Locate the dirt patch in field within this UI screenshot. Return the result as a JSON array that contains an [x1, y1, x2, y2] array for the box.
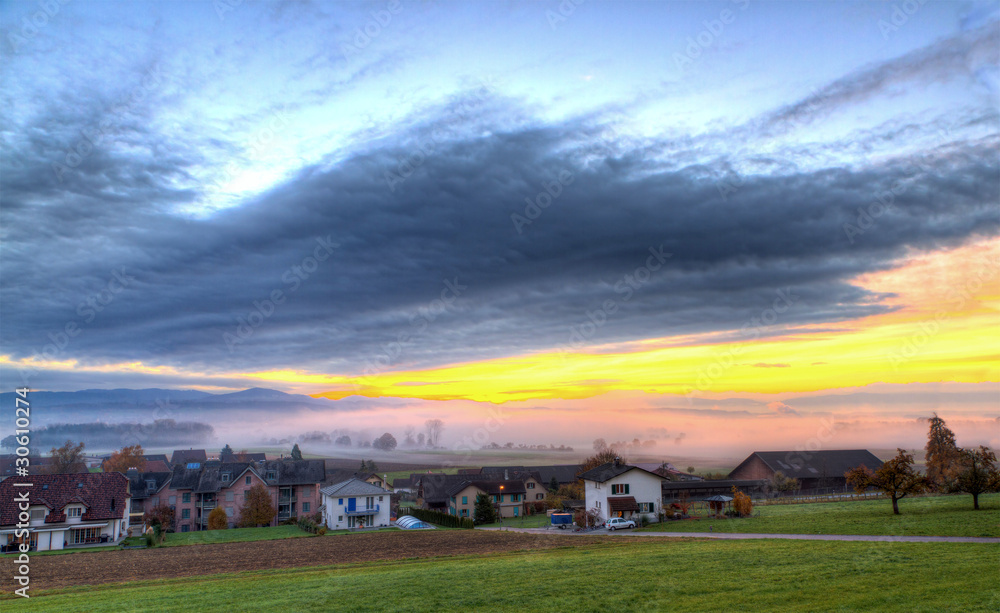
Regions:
[[1, 530, 615, 591]]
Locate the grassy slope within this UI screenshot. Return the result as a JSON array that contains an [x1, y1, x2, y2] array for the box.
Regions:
[[642, 493, 1000, 537], [8, 540, 998, 612], [476, 513, 551, 529], [158, 525, 312, 546]]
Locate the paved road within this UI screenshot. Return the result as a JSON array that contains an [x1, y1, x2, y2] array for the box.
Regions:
[[478, 527, 1000, 543]]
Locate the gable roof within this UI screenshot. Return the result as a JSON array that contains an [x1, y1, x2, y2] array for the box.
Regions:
[[730, 450, 884, 480], [419, 473, 473, 504], [446, 479, 527, 498], [578, 462, 667, 484], [169, 459, 326, 492], [170, 449, 208, 465], [0, 472, 130, 525], [126, 471, 172, 500], [480, 464, 581, 484], [320, 478, 391, 497]]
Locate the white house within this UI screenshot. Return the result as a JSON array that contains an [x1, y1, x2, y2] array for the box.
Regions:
[[579, 459, 666, 525], [320, 478, 391, 530], [0, 472, 131, 552]]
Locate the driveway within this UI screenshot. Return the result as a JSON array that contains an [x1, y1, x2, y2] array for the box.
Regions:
[[477, 527, 1000, 543]]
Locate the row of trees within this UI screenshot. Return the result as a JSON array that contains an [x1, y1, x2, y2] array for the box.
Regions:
[[845, 415, 999, 514]]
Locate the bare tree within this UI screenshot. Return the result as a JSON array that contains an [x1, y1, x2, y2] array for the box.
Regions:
[[403, 426, 416, 447], [424, 419, 444, 447]]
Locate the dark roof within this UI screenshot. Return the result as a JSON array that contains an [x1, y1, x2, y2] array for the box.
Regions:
[[20, 456, 89, 474], [419, 473, 473, 504], [169, 459, 326, 493], [445, 479, 526, 498], [481, 464, 581, 484], [578, 462, 666, 484], [170, 449, 208, 465], [662, 479, 767, 492], [729, 450, 884, 480], [392, 476, 414, 488], [220, 452, 267, 462], [608, 496, 639, 512], [126, 471, 172, 500], [145, 460, 172, 473], [0, 472, 130, 526]]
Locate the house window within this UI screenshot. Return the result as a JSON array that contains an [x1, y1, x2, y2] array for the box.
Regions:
[[152, 497, 159, 507], [527, 482, 535, 489], [226, 507, 234, 517], [338, 516, 343, 522], [462, 496, 467, 505], [67, 507, 82, 518], [226, 491, 234, 502], [267, 471, 276, 480], [246, 476, 251, 485], [182, 493, 191, 503], [302, 502, 310, 513], [221, 473, 230, 482], [338, 498, 343, 505], [71, 527, 101, 544], [611, 484, 630, 495], [511, 494, 520, 502], [597, 501, 601, 509], [181, 525, 190, 533], [536, 493, 544, 500], [639, 502, 654, 513], [29, 509, 45, 521], [168, 496, 176, 505], [146, 480, 156, 490], [182, 509, 190, 519]]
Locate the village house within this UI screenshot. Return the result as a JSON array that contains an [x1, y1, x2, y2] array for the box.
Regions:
[[0, 472, 131, 552], [160, 459, 325, 531], [125, 470, 172, 530], [446, 479, 527, 519], [728, 450, 884, 491], [580, 459, 666, 524], [320, 478, 392, 529]]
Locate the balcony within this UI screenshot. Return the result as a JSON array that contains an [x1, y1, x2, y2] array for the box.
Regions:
[[343, 505, 379, 517], [278, 496, 297, 504]]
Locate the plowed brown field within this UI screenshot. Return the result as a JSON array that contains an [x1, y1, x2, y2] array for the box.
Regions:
[[2, 530, 614, 591]]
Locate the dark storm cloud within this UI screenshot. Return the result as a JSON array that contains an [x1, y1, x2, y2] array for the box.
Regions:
[[1, 35, 998, 387]]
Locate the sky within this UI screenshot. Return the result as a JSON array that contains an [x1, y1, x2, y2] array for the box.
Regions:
[[1, 0, 998, 456]]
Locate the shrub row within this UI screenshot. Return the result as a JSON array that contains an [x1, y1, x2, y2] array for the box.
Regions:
[[399, 507, 474, 529], [297, 517, 326, 535]]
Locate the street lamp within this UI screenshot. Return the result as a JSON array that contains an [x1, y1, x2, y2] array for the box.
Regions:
[[499, 485, 504, 530]]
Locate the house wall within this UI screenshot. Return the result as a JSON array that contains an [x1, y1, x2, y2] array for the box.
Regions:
[[729, 456, 774, 481], [448, 485, 481, 517], [584, 469, 663, 523], [321, 492, 391, 530], [524, 478, 547, 504]]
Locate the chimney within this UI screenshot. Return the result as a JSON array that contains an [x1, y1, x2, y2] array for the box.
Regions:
[[504, 469, 509, 481]]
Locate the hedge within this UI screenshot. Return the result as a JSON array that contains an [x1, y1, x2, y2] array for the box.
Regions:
[[399, 507, 474, 529]]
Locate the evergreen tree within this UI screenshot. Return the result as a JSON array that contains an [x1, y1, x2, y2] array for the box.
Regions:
[[221, 443, 233, 457], [291, 444, 303, 461], [925, 414, 961, 491], [473, 492, 496, 524], [549, 476, 559, 492]]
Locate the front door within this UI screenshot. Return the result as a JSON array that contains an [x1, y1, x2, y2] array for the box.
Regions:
[[348, 498, 356, 512]]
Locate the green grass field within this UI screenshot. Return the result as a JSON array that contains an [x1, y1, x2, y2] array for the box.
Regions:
[[7, 539, 997, 612], [158, 525, 313, 547], [477, 513, 551, 529], [642, 493, 1000, 537]]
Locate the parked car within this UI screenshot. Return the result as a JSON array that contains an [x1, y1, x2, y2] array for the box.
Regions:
[[606, 517, 636, 531]]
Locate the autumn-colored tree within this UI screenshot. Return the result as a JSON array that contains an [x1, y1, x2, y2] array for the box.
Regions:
[[845, 448, 929, 515], [103, 444, 147, 474], [955, 446, 1000, 510], [143, 504, 175, 533], [237, 483, 276, 527], [769, 471, 799, 493], [925, 414, 961, 491], [207, 506, 229, 530], [233, 449, 252, 462], [47, 440, 86, 474], [579, 448, 623, 475], [556, 481, 583, 500], [732, 486, 753, 517]]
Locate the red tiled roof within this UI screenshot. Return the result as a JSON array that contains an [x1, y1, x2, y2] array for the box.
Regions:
[[0, 472, 130, 526]]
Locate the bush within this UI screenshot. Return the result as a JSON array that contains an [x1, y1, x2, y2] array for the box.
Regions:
[[461, 517, 475, 529], [317, 527, 327, 535], [297, 517, 322, 534], [732, 486, 753, 517], [639, 515, 650, 527], [207, 506, 228, 530], [280, 516, 299, 526]]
